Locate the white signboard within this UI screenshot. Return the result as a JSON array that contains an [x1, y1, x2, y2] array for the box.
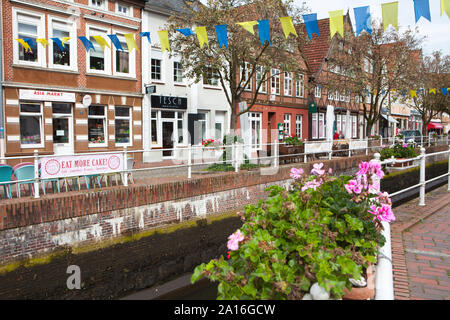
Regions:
[[349, 140, 368, 150], [305, 141, 332, 154], [19, 89, 75, 102], [40, 153, 123, 179]]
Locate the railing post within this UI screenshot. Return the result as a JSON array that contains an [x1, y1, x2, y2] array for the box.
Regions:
[[365, 137, 369, 156], [33, 149, 40, 199], [304, 139, 307, 163], [419, 147, 426, 206], [123, 146, 128, 187], [274, 140, 279, 168], [233, 142, 238, 173], [188, 144, 192, 179]]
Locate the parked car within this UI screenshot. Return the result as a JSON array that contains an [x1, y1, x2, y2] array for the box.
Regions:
[[399, 130, 422, 144]]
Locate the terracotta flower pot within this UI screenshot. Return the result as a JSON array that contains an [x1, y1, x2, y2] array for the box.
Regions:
[[342, 264, 375, 300]]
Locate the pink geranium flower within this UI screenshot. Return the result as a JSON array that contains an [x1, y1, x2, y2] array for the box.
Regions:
[[227, 229, 245, 251], [290, 167, 304, 179], [345, 179, 363, 194], [301, 179, 322, 192], [311, 163, 325, 176], [357, 162, 370, 176], [368, 204, 396, 223], [402, 143, 408, 148]]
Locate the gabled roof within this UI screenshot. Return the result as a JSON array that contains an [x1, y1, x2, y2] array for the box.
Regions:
[[144, 0, 201, 15]]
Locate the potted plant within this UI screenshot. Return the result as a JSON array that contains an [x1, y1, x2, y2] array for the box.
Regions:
[[280, 135, 304, 163], [191, 161, 393, 300], [380, 142, 419, 167]]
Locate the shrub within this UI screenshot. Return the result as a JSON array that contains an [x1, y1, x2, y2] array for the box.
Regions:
[[192, 162, 392, 300], [283, 135, 304, 146], [380, 143, 419, 161]]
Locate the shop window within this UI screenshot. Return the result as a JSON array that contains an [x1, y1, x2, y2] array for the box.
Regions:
[[270, 69, 280, 95], [284, 72, 292, 96], [151, 58, 161, 81], [197, 112, 208, 142], [88, 105, 107, 146], [256, 65, 267, 93], [296, 115, 302, 138], [20, 103, 43, 146], [115, 106, 131, 146], [296, 74, 304, 98], [177, 112, 184, 144], [173, 61, 184, 83], [151, 111, 158, 145], [249, 112, 262, 150], [312, 112, 325, 139]]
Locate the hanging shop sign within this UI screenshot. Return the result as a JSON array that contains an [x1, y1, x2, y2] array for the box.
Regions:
[[19, 89, 76, 102], [151, 95, 187, 110]]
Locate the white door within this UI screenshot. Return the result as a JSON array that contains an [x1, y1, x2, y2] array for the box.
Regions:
[[52, 103, 74, 155]]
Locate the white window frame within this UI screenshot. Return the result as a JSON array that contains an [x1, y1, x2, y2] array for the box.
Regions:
[[319, 113, 326, 139], [116, 2, 133, 17], [352, 115, 357, 138], [270, 68, 280, 95], [328, 89, 335, 101], [314, 86, 322, 98], [295, 74, 304, 98], [112, 30, 136, 78], [114, 106, 132, 147], [283, 72, 292, 97], [283, 114, 291, 136], [86, 24, 112, 75], [249, 112, 262, 151], [13, 8, 46, 67], [88, 105, 108, 148], [312, 112, 325, 139], [150, 110, 160, 146], [340, 91, 346, 102], [90, 0, 108, 11], [19, 102, 44, 148], [48, 16, 77, 71], [173, 60, 185, 84], [197, 111, 209, 143], [255, 65, 267, 94], [295, 114, 302, 138], [241, 62, 252, 91], [203, 66, 220, 87]]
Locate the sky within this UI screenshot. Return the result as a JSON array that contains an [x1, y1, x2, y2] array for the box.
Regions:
[[297, 0, 450, 56]]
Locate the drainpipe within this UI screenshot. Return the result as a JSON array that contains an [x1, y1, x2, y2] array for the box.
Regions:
[[0, 3, 5, 160]]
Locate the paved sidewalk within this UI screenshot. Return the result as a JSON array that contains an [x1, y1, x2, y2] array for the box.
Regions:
[[390, 184, 450, 300]]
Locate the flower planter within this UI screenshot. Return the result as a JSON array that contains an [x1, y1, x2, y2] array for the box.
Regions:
[[342, 264, 376, 300], [392, 159, 414, 167]]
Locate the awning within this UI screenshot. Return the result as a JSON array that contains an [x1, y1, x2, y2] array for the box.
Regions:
[[381, 114, 399, 124], [427, 122, 444, 130]]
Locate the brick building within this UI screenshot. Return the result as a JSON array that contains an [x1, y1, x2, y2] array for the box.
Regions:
[[1, 0, 145, 161]]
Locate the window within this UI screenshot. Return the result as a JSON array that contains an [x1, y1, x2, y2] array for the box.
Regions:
[[364, 58, 373, 74], [336, 114, 342, 134], [366, 92, 371, 104], [328, 89, 335, 101], [215, 111, 225, 141], [88, 105, 107, 146], [116, 2, 131, 16], [242, 62, 252, 91], [345, 92, 351, 103], [151, 111, 158, 145], [352, 115, 357, 138], [90, 0, 106, 10], [284, 72, 292, 96], [355, 95, 361, 104], [173, 61, 184, 83], [87, 26, 111, 74], [296, 115, 302, 138], [115, 106, 131, 146], [177, 112, 184, 144], [255, 66, 267, 93], [151, 58, 162, 81], [249, 112, 262, 150], [203, 66, 219, 86], [50, 19, 75, 69], [340, 91, 346, 102], [20, 103, 43, 147], [270, 69, 280, 95], [113, 33, 134, 76], [283, 114, 291, 136], [295, 74, 304, 98], [14, 10, 45, 66], [197, 112, 208, 142], [315, 86, 322, 98], [312, 112, 325, 139]]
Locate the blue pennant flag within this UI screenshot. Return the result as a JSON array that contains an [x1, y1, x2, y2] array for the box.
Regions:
[[354, 6, 372, 35], [107, 34, 124, 51], [23, 38, 37, 50], [78, 36, 95, 52], [442, 88, 449, 95], [214, 24, 228, 49], [140, 32, 151, 44], [303, 14, 320, 40], [257, 20, 271, 46], [50, 38, 65, 51], [413, 0, 431, 23], [176, 28, 195, 37]]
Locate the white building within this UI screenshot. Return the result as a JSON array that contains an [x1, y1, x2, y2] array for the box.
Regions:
[[141, 0, 230, 162]]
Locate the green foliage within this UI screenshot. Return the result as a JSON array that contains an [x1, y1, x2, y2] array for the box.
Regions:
[[191, 169, 386, 300], [204, 163, 234, 172], [283, 136, 304, 146], [380, 143, 419, 161]]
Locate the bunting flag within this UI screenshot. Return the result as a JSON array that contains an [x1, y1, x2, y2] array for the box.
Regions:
[[382, 2, 399, 31], [140, 32, 151, 44], [16, 38, 32, 52], [236, 21, 258, 34], [279, 16, 297, 38], [62, 37, 71, 48], [442, 0, 450, 18], [410, 90, 417, 98], [354, 6, 372, 35], [429, 88, 436, 94], [108, 34, 124, 51], [124, 33, 138, 51], [195, 27, 209, 48], [51, 37, 65, 51], [23, 38, 37, 50], [329, 10, 344, 38], [36, 38, 49, 47], [442, 88, 449, 95], [257, 20, 271, 46], [214, 24, 228, 49], [78, 36, 95, 52], [92, 35, 110, 51], [414, 0, 431, 22], [176, 28, 195, 37], [157, 30, 170, 52], [303, 14, 320, 40]]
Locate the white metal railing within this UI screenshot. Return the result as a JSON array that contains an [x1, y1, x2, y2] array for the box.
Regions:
[[0, 136, 448, 200]]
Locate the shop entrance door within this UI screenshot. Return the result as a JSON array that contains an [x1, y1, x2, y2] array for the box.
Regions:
[[162, 121, 174, 158], [52, 103, 74, 155]]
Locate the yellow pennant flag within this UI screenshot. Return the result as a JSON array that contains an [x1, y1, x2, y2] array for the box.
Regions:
[[410, 90, 417, 98], [442, 0, 450, 18], [92, 35, 110, 51], [157, 30, 170, 52], [195, 26, 209, 48], [124, 33, 139, 51], [382, 2, 399, 31], [236, 21, 258, 35], [62, 37, 71, 48], [16, 39, 32, 52], [279, 17, 297, 38], [36, 38, 49, 47], [329, 10, 344, 38], [429, 88, 436, 94]]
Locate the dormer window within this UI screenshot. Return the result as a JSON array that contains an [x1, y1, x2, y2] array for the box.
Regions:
[[117, 2, 132, 16], [90, 0, 106, 10]]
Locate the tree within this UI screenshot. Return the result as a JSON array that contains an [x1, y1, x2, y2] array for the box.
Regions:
[[166, 0, 308, 130], [326, 21, 423, 136], [399, 51, 450, 135]]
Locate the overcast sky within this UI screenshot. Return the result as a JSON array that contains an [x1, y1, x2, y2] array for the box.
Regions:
[[297, 0, 450, 56]]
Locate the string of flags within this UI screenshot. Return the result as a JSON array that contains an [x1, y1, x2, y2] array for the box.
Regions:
[[14, 0, 450, 55]]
